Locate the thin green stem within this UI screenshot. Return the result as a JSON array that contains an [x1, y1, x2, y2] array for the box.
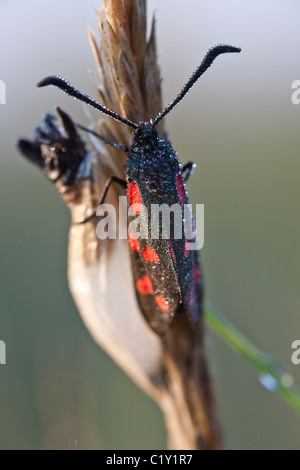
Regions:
[[205, 302, 300, 415]]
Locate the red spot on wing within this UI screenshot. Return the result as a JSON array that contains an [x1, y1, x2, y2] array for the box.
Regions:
[[142, 247, 160, 262], [136, 276, 153, 295], [194, 265, 202, 283], [127, 181, 143, 215], [129, 233, 140, 252], [155, 295, 169, 312], [168, 239, 176, 261], [189, 265, 202, 307], [188, 286, 196, 307], [176, 173, 186, 205]]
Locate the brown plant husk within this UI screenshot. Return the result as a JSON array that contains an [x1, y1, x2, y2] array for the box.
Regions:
[[23, 0, 223, 450], [74, 0, 223, 450]]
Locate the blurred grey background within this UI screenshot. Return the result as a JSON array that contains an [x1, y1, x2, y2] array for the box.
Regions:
[[0, 0, 300, 449]]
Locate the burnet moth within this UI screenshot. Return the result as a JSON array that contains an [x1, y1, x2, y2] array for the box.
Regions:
[[35, 44, 241, 335]]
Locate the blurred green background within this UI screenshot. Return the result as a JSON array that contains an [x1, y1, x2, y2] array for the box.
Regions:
[[0, 0, 300, 449]]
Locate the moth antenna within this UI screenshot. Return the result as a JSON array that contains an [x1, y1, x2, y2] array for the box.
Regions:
[[37, 76, 139, 130], [151, 44, 241, 127]]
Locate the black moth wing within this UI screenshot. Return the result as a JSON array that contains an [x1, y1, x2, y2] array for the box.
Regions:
[[128, 234, 182, 335], [127, 171, 202, 335], [184, 241, 204, 323], [126, 129, 203, 335], [169, 177, 204, 325]]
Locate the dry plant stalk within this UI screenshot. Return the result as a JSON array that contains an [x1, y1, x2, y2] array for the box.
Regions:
[[71, 0, 222, 449], [20, 0, 223, 450]]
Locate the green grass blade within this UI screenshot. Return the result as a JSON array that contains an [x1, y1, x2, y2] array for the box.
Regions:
[[205, 302, 300, 415]]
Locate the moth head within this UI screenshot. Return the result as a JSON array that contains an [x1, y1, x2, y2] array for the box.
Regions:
[[133, 124, 159, 143]]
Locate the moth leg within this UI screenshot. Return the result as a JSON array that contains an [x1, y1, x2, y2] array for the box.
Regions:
[[182, 161, 197, 182], [76, 123, 129, 152], [74, 176, 127, 225]]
